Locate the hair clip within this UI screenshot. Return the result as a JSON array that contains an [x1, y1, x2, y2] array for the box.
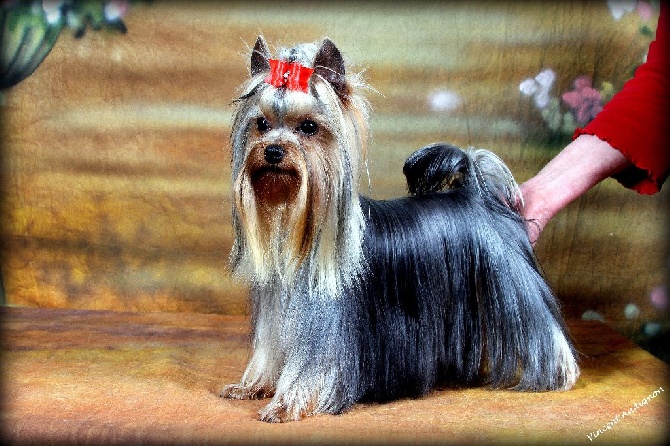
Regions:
[[265, 59, 314, 93]]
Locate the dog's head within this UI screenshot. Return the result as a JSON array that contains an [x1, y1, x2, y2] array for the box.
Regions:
[[229, 37, 368, 293]]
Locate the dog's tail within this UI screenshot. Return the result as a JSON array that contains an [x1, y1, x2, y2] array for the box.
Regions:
[[403, 143, 523, 213]]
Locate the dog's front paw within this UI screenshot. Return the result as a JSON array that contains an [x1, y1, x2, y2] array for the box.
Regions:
[[258, 401, 308, 423], [220, 383, 274, 400]]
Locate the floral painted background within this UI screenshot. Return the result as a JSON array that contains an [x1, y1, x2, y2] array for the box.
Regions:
[[519, 0, 657, 142], [1, 1, 668, 361]]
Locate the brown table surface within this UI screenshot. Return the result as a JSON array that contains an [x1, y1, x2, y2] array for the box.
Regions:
[[1, 306, 668, 444]]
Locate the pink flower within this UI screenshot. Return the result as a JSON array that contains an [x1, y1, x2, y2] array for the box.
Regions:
[[650, 285, 668, 310], [636, 1, 653, 21], [561, 76, 603, 126]]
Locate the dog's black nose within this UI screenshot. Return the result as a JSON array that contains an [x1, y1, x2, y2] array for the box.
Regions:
[[264, 144, 285, 164]]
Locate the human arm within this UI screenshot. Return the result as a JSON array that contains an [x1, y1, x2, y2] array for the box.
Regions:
[[519, 134, 631, 243]]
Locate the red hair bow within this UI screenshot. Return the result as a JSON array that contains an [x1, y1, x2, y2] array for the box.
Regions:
[[264, 59, 314, 93]]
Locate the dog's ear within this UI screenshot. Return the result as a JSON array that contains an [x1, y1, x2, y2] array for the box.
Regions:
[[251, 36, 270, 76], [314, 39, 348, 97]]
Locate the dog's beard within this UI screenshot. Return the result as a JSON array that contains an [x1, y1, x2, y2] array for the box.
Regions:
[[232, 131, 366, 297], [232, 143, 309, 287]]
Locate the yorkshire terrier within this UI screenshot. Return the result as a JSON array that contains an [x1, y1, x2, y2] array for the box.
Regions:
[[221, 36, 579, 423]]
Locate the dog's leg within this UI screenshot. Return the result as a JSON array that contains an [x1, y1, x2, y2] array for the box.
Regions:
[[221, 311, 282, 400], [221, 344, 279, 400], [258, 363, 349, 423], [258, 383, 316, 422], [257, 307, 357, 423]]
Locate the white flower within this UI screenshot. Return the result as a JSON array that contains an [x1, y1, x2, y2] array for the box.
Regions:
[[519, 78, 538, 96], [534, 69, 556, 89], [42, 0, 65, 24], [519, 68, 556, 110], [624, 303, 640, 319], [534, 91, 551, 109], [643, 322, 661, 337], [607, 0, 637, 21], [104, 0, 129, 21], [581, 310, 605, 322], [428, 89, 462, 112]]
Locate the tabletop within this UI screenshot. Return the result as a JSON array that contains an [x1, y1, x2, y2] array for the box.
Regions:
[[1, 306, 667, 444]]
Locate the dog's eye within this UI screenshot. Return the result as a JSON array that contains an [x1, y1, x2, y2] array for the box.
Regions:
[[298, 119, 318, 136], [256, 117, 271, 133]]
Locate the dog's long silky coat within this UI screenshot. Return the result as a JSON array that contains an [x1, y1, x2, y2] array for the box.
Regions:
[[222, 37, 579, 423]]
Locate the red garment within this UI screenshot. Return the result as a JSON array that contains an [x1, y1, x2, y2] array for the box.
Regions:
[[574, 4, 670, 195]]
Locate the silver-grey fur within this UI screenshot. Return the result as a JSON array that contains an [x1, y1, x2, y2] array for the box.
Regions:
[[222, 37, 579, 423]]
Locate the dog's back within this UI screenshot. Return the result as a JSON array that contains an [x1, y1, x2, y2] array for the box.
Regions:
[[355, 144, 579, 401]]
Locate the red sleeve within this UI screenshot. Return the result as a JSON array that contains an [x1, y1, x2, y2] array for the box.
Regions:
[[573, 4, 670, 195]]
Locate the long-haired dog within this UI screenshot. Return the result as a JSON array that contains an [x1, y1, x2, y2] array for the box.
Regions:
[[221, 36, 579, 423]]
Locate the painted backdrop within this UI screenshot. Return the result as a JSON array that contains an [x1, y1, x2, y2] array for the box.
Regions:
[[1, 1, 667, 359]]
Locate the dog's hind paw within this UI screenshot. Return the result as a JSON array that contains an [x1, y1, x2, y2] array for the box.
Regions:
[[220, 383, 274, 400]]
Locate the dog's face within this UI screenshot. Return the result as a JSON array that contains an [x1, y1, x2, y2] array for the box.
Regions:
[[239, 83, 337, 212], [229, 37, 369, 290]]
